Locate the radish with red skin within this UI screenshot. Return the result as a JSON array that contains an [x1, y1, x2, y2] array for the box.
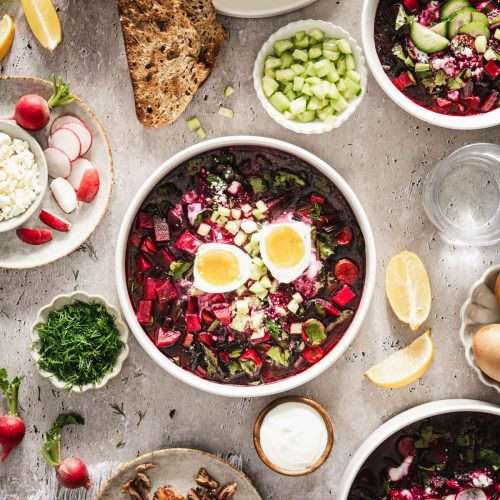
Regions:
[[51, 178, 78, 213], [41, 413, 91, 490], [335, 258, 359, 285], [39, 209, 71, 232], [62, 122, 92, 155], [44, 147, 71, 178], [68, 158, 93, 189], [50, 115, 84, 134], [49, 128, 81, 161], [16, 227, 53, 245], [76, 168, 100, 203], [0, 369, 25, 461]]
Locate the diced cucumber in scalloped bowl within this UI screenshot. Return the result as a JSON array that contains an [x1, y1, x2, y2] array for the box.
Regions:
[[253, 20, 367, 134]]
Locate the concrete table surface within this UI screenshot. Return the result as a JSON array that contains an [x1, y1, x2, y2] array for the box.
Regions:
[[1, 0, 499, 498]]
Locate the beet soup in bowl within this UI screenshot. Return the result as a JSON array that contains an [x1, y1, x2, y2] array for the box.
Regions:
[[115, 137, 376, 398], [362, 0, 500, 129]]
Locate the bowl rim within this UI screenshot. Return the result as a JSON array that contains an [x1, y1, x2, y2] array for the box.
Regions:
[[253, 19, 367, 135], [0, 120, 48, 232], [338, 398, 500, 499], [361, 0, 500, 130], [31, 290, 130, 393], [115, 135, 376, 398]]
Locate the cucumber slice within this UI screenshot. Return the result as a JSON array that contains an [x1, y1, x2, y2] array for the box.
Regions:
[[305, 61, 316, 76], [269, 92, 290, 112], [410, 22, 450, 54], [326, 82, 340, 100], [475, 34, 488, 52], [459, 21, 491, 38], [431, 20, 448, 37], [264, 68, 276, 78], [274, 39, 294, 56], [262, 76, 279, 97], [448, 7, 474, 37], [441, 0, 471, 19], [415, 62, 431, 72], [471, 11, 489, 25]]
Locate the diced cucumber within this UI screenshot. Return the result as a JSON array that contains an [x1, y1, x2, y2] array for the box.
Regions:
[[265, 56, 282, 70], [186, 117, 201, 131], [448, 7, 475, 37], [430, 20, 448, 37], [314, 58, 334, 77], [472, 11, 489, 25], [336, 57, 347, 76], [323, 49, 340, 61], [311, 81, 330, 99], [308, 28, 325, 42], [415, 62, 431, 72], [343, 78, 361, 96], [459, 21, 491, 38], [496, 29, 500, 41], [297, 110, 316, 122], [475, 34, 487, 52], [291, 63, 305, 75], [294, 34, 310, 49], [262, 76, 279, 97], [440, 0, 471, 19], [293, 76, 305, 92], [333, 96, 349, 113], [346, 70, 361, 83], [285, 89, 297, 102], [269, 92, 290, 112], [274, 39, 294, 56], [275, 68, 295, 82], [308, 46, 322, 59], [327, 67, 340, 83], [345, 54, 356, 71], [305, 61, 317, 76], [337, 79, 347, 93], [294, 31, 306, 42], [307, 96, 322, 111], [281, 51, 294, 68], [290, 96, 307, 114], [326, 82, 340, 100], [292, 48, 309, 62], [264, 68, 276, 78], [302, 83, 313, 96], [318, 107, 335, 121], [283, 82, 293, 94], [410, 22, 450, 53], [224, 85, 235, 97], [484, 48, 498, 60], [218, 106, 234, 118], [323, 38, 338, 52], [283, 111, 294, 120], [337, 39, 352, 54], [305, 76, 321, 85]]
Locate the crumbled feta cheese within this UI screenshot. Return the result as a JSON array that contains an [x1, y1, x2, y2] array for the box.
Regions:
[[0, 134, 40, 222]]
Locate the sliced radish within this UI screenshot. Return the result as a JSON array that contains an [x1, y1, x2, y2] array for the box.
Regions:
[[16, 227, 53, 245], [76, 168, 100, 203], [49, 128, 81, 162], [39, 209, 71, 232], [68, 158, 94, 189], [50, 178, 78, 213], [44, 148, 71, 178], [62, 123, 92, 155], [50, 115, 84, 134]]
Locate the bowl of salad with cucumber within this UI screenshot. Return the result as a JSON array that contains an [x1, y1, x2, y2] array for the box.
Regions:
[[253, 20, 367, 134], [363, 0, 500, 129]]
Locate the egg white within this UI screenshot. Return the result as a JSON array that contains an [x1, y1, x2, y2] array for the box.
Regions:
[[259, 222, 312, 284], [193, 243, 252, 294]]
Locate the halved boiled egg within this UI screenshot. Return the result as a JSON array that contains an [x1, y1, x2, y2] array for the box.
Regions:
[[194, 243, 251, 293], [259, 222, 312, 283]]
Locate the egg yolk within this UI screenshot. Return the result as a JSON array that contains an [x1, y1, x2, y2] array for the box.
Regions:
[[196, 250, 240, 286], [265, 226, 305, 268]]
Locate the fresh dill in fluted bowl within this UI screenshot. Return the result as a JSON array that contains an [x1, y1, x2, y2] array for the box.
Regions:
[[32, 292, 129, 392]]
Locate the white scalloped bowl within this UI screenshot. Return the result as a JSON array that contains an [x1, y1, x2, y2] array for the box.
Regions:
[[460, 264, 500, 394], [31, 291, 129, 392], [253, 20, 367, 134]]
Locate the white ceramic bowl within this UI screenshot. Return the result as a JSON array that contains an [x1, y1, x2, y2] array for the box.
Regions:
[[361, 0, 500, 130], [31, 291, 129, 392], [253, 20, 367, 134], [460, 264, 500, 394], [115, 136, 376, 398], [338, 399, 500, 499], [0, 120, 48, 232]]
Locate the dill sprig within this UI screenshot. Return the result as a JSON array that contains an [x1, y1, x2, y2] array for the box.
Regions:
[[34, 301, 124, 388]]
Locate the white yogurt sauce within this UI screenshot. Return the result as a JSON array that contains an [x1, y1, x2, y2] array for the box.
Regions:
[[259, 401, 329, 472]]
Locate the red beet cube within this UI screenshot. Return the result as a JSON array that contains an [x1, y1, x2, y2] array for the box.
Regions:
[[212, 303, 232, 326], [464, 96, 481, 112], [156, 328, 181, 348], [143, 276, 158, 300], [481, 90, 499, 113], [392, 72, 415, 92], [309, 193, 325, 205], [136, 254, 152, 272], [158, 248, 175, 268], [153, 217, 170, 242], [129, 232, 143, 247], [137, 300, 153, 325], [331, 284, 356, 307], [182, 333, 194, 348], [185, 313, 201, 333], [156, 279, 178, 303], [187, 296, 199, 314], [174, 230, 202, 255], [140, 237, 158, 255], [485, 61, 500, 80], [219, 352, 231, 364], [137, 211, 154, 230], [197, 331, 214, 347]]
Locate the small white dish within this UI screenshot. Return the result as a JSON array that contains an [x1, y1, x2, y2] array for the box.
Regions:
[[0, 121, 48, 233], [460, 264, 500, 394], [253, 20, 367, 135], [31, 291, 129, 393], [214, 0, 317, 18]]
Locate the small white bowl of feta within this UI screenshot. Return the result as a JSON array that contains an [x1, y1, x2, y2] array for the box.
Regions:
[[0, 121, 48, 233]]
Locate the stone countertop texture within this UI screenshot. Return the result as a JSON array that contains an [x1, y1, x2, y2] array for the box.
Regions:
[[0, 0, 499, 498]]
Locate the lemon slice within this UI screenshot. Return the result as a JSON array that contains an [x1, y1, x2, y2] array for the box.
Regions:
[[0, 15, 15, 61], [21, 0, 61, 51], [385, 250, 431, 331], [365, 330, 434, 388]]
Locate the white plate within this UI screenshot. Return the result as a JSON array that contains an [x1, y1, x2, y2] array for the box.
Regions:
[[0, 76, 113, 269], [214, 0, 318, 18], [96, 448, 261, 499]]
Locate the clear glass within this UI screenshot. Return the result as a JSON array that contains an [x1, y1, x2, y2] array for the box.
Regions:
[[423, 143, 500, 246]]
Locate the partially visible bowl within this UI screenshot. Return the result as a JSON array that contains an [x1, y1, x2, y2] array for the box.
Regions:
[[361, 0, 500, 130], [253, 20, 367, 134], [338, 399, 500, 499], [0, 120, 48, 232], [31, 291, 129, 392], [460, 264, 500, 394]]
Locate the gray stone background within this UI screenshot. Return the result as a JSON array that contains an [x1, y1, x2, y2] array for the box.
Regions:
[[0, 0, 499, 498]]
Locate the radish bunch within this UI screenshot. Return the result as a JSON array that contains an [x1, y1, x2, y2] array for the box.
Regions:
[[41, 413, 91, 490], [0, 369, 25, 461]]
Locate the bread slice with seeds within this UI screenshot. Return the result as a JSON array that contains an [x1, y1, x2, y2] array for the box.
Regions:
[[118, 0, 210, 127]]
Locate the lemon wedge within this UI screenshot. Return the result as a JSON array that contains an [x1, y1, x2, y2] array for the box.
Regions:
[[0, 15, 15, 61], [21, 0, 62, 51], [365, 330, 434, 388], [385, 250, 431, 331]]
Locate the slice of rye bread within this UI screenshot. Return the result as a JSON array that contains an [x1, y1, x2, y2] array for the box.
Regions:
[[181, 0, 226, 68], [118, 0, 210, 127]]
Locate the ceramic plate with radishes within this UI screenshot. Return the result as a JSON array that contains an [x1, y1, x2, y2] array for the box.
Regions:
[[0, 76, 112, 269]]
